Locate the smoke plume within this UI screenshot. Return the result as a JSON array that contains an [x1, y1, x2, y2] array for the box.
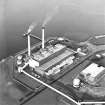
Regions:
[[42, 6, 59, 27], [27, 22, 37, 33]]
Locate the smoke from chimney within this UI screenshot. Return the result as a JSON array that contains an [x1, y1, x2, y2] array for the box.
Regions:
[[27, 22, 37, 33], [42, 6, 59, 27]]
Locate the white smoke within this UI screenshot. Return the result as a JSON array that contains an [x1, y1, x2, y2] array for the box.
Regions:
[[42, 6, 59, 27], [27, 22, 37, 33]]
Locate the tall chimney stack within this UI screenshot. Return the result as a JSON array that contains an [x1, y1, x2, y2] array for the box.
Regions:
[[28, 34, 31, 56], [42, 27, 45, 49]]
